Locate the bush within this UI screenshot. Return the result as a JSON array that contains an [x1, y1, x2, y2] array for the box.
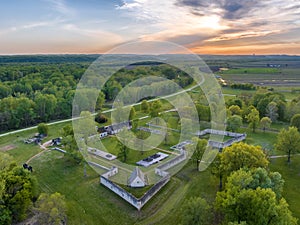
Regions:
[[37, 123, 48, 135], [230, 83, 256, 90], [95, 113, 108, 124]]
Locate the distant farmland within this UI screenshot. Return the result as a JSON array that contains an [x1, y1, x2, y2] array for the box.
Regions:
[[219, 68, 300, 87]]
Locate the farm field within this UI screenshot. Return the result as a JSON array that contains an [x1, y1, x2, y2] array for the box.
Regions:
[[219, 67, 300, 87]]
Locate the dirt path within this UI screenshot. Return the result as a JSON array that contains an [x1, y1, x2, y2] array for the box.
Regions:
[[26, 140, 53, 164]]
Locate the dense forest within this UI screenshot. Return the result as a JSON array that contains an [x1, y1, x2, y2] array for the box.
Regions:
[[0, 57, 193, 132]]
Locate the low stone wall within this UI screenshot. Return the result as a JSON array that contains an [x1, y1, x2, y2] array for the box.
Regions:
[[198, 129, 246, 149], [139, 175, 170, 206], [102, 166, 118, 178], [197, 129, 245, 137], [100, 176, 140, 209], [156, 150, 186, 174], [88, 161, 110, 171], [100, 173, 170, 210]]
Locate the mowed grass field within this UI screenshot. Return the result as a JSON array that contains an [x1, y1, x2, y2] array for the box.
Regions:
[[269, 156, 300, 219]]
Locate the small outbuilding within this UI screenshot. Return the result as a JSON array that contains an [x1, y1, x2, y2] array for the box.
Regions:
[[128, 167, 148, 188]]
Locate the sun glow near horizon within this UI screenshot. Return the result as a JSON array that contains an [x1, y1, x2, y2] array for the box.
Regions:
[[0, 0, 300, 55]]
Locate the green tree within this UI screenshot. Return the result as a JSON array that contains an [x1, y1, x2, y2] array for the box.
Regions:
[[149, 100, 162, 118], [15, 97, 36, 127], [35, 192, 67, 225], [211, 154, 223, 190], [181, 197, 212, 225], [224, 168, 284, 199], [95, 113, 108, 124], [216, 169, 297, 225], [266, 101, 278, 122], [136, 130, 148, 155], [246, 108, 260, 132], [117, 129, 130, 162], [0, 154, 38, 224], [0, 84, 11, 98], [37, 123, 49, 135], [141, 100, 149, 113], [219, 142, 269, 178], [35, 93, 57, 122], [290, 114, 300, 131], [227, 98, 243, 108], [61, 125, 81, 164], [118, 142, 129, 162], [275, 127, 300, 163], [260, 117, 272, 132], [95, 91, 105, 111], [191, 138, 208, 170], [227, 115, 242, 132], [228, 105, 242, 116], [104, 80, 122, 101], [196, 104, 211, 122], [129, 107, 136, 121]]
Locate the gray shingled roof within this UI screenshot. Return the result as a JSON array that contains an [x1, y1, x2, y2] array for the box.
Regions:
[[128, 167, 147, 185]]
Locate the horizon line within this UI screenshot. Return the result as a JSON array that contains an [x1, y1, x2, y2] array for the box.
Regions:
[[0, 53, 300, 57]]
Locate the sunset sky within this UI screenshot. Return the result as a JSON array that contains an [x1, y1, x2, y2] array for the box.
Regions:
[[1, 0, 300, 55]]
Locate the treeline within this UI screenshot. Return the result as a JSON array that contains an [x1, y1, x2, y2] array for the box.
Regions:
[[0, 63, 86, 132], [224, 86, 300, 134], [230, 83, 256, 90], [0, 54, 99, 63], [0, 62, 193, 132]]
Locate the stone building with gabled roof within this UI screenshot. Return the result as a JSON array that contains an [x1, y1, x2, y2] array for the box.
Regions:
[[97, 121, 132, 138], [128, 167, 148, 188]]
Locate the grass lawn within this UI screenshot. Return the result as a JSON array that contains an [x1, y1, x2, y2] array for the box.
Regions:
[[241, 128, 280, 154], [99, 136, 160, 166], [0, 121, 71, 164], [269, 155, 300, 220]]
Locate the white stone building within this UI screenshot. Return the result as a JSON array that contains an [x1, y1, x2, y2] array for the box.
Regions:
[[128, 167, 148, 188]]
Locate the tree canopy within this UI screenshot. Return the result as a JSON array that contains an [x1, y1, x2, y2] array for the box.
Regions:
[[275, 127, 300, 163], [260, 117, 272, 132], [216, 168, 297, 225], [219, 142, 269, 178], [0, 153, 38, 224], [181, 197, 212, 225], [37, 123, 49, 135], [246, 108, 260, 133], [290, 114, 300, 131], [35, 192, 67, 225]]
